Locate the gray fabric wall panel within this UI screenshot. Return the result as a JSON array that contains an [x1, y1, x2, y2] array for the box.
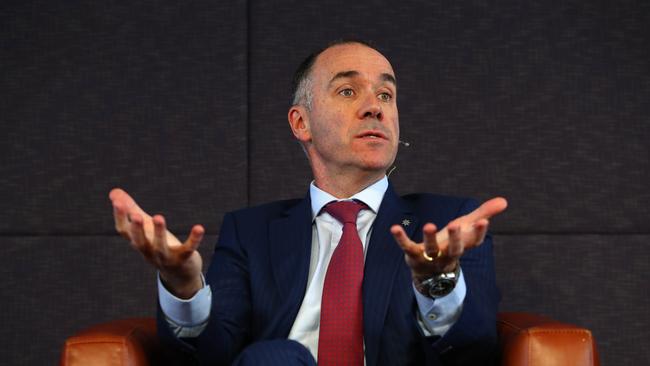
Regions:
[[494, 234, 650, 366], [2, 1, 246, 364], [1, 1, 248, 235], [1, 235, 218, 366]]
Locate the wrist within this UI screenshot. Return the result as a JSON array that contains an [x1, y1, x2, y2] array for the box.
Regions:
[[412, 260, 458, 283], [413, 264, 461, 299], [160, 272, 203, 299]]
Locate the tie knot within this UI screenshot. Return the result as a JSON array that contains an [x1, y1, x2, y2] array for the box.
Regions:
[[323, 200, 367, 224]]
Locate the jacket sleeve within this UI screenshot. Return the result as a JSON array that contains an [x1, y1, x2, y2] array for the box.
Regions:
[[426, 198, 500, 366], [156, 212, 252, 366]]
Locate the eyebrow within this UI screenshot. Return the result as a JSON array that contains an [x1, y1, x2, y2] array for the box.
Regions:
[[328, 70, 397, 87]]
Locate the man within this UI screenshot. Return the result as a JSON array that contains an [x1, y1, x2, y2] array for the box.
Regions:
[[110, 40, 507, 365]]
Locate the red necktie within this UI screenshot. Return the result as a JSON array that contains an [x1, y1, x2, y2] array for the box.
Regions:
[[318, 200, 366, 366]]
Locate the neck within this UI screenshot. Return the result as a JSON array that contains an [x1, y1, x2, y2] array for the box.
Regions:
[[312, 170, 385, 198]]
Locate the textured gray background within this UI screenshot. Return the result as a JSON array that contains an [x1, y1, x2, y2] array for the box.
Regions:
[[1, 0, 648, 365]]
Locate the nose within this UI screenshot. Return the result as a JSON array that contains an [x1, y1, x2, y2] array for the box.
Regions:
[[358, 95, 383, 120]]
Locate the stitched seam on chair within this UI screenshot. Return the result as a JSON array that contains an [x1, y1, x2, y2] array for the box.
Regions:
[[123, 338, 130, 366], [63, 341, 70, 365], [66, 340, 128, 345], [527, 329, 589, 335], [68, 326, 142, 344], [497, 320, 522, 332], [526, 328, 533, 365], [125, 327, 148, 365]]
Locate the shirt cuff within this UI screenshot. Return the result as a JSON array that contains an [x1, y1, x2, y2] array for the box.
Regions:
[[413, 269, 466, 336], [157, 273, 212, 327]]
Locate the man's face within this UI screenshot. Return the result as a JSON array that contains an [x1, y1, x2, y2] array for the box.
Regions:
[[297, 43, 400, 179]]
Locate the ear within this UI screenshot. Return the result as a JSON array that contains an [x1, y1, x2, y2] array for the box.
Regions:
[[288, 105, 312, 143]]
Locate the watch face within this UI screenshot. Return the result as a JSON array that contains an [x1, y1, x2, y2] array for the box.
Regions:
[[429, 279, 455, 298]]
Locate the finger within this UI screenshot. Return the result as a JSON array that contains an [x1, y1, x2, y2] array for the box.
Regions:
[[152, 215, 169, 255], [110, 189, 138, 231], [390, 225, 420, 257], [129, 213, 152, 256], [421, 223, 440, 258], [446, 223, 464, 258], [464, 197, 508, 222], [111, 201, 130, 233], [183, 225, 205, 253], [109, 188, 149, 219], [470, 218, 490, 247], [109, 187, 125, 202]]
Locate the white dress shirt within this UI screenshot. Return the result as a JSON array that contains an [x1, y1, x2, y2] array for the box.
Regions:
[[158, 176, 466, 359]]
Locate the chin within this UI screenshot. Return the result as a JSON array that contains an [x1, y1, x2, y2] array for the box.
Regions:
[[358, 159, 394, 173], [360, 153, 396, 170]]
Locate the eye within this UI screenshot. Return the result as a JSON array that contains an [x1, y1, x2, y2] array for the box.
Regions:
[[378, 92, 392, 102], [339, 88, 355, 97]]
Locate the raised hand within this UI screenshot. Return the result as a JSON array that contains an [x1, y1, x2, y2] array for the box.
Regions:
[[391, 197, 507, 281], [109, 188, 205, 299]]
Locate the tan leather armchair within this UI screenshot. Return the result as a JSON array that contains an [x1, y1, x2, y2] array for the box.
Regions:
[[61, 312, 599, 366]]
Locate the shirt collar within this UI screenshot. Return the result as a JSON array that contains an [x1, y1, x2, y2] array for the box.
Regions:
[[309, 176, 388, 219]]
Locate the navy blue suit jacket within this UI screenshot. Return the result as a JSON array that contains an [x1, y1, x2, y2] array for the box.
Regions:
[[158, 185, 499, 365]]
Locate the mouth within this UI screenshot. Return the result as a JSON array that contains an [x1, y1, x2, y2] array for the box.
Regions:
[[355, 130, 388, 140]]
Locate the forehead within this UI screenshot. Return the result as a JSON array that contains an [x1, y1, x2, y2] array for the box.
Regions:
[[311, 43, 395, 84]]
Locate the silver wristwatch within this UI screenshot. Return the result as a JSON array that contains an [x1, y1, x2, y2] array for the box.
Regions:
[[415, 265, 461, 299]]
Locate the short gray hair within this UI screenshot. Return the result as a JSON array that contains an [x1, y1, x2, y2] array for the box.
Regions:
[[292, 75, 313, 110]]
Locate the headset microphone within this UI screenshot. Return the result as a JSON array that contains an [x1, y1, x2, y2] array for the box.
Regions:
[[388, 140, 411, 177], [399, 140, 411, 147]]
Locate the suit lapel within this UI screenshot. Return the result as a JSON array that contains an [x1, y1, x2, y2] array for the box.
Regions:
[[363, 185, 419, 366], [268, 195, 313, 335], [264, 186, 421, 356]]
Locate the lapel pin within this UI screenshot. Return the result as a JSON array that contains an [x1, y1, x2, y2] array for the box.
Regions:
[[401, 219, 411, 227]]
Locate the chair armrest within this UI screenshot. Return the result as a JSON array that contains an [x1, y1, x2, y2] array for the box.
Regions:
[[60, 318, 159, 366], [497, 312, 600, 366]]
